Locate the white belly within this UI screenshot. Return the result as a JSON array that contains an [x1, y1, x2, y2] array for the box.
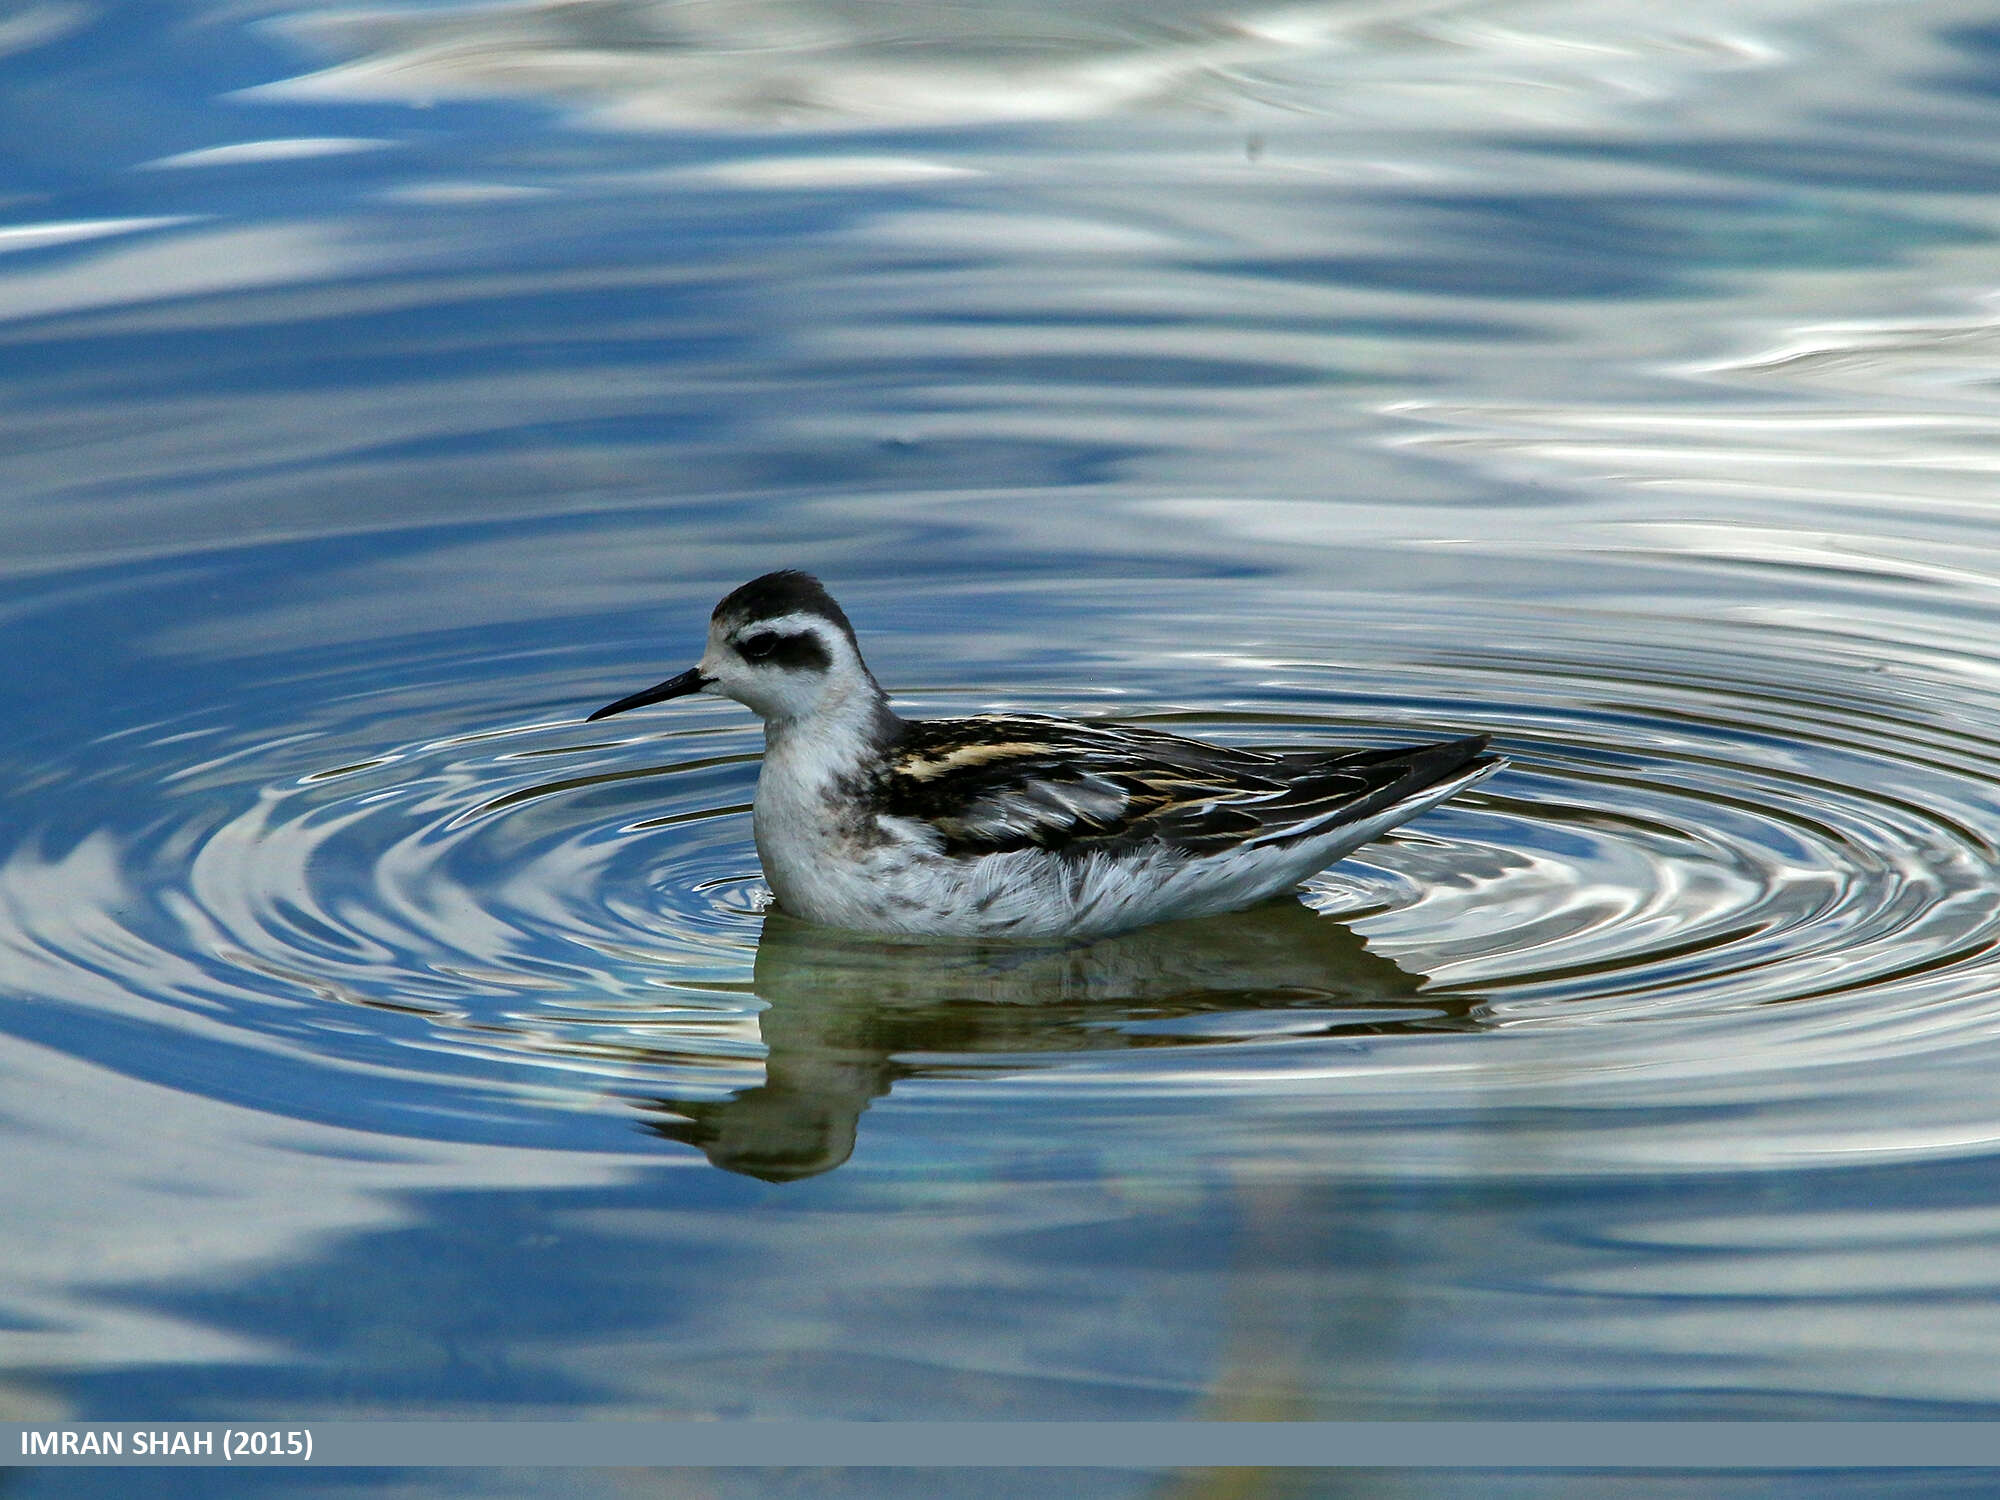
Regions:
[[753, 788, 1314, 939]]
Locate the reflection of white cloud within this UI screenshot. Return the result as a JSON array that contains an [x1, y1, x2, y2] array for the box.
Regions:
[[380, 180, 556, 203], [0, 2, 87, 60], [0, 223, 366, 323], [687, 156, 981, 188], [249, 0, 1800, 130], [1523, 1205, 2000, 1404], [1380, 285, 2000, 607], [141, 137, 393, 169], [0, 216, 195, 255], [0, 1033, 655, 1388]]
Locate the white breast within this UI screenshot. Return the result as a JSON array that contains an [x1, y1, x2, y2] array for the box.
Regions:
[[750, 713, 919, 929]]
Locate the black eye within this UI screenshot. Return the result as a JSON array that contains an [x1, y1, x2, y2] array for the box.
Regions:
[[736, 631, 780, 661]]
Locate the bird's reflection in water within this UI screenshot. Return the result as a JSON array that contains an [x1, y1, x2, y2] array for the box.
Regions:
[[638, 897, 1477, 1181]]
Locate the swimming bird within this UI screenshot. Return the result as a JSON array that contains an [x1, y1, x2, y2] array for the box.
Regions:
[[587, 571, 1502, 939]]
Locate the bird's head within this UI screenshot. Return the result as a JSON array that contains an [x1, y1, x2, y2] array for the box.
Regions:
[[588, 571, 883, 729]]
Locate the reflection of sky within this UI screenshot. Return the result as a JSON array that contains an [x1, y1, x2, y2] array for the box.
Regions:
[[255, 0, 1798, 130], [21, 1020, 2000, 1423], [5, 2, 2000, 607], [11, 0, 2000, 1432], [2, 1033, 655, 1383]]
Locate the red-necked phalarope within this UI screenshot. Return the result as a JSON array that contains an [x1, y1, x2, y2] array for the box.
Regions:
[[587, 571, 1504, 939]]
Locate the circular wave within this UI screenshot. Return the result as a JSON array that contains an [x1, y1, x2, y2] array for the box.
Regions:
[[1337, 645, 2000, 1047], [6, 598, 2000, 1169]]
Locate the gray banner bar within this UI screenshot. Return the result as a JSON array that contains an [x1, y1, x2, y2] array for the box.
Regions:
[[6, 1422, 2000, 1468]]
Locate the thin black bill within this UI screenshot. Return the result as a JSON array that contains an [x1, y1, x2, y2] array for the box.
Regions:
[[586, 667, 712, 722]]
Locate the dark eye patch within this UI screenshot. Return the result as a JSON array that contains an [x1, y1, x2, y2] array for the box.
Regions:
[[734, 629, 832, 672]]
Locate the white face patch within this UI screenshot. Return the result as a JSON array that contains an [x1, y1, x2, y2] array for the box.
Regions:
[[701, 612, 861, 723]]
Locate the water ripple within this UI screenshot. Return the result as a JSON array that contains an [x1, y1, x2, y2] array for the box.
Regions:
[[5, 583, 1999, 1177]]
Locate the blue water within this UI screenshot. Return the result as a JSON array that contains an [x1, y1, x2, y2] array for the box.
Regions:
[[10, 1, 2000, 1494]]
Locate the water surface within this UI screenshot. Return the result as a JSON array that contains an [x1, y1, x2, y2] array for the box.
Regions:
[[8, 0, 2000, 1488]]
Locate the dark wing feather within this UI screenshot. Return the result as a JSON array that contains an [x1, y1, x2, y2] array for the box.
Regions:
[[1242, 735, 1499, 847], [877, 715, 1494, 858]]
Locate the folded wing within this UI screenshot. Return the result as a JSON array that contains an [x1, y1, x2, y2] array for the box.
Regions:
[[878, 715, 1494, 858]]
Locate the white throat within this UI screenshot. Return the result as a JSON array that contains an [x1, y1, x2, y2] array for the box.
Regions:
[[761, 673, 889, 786]]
